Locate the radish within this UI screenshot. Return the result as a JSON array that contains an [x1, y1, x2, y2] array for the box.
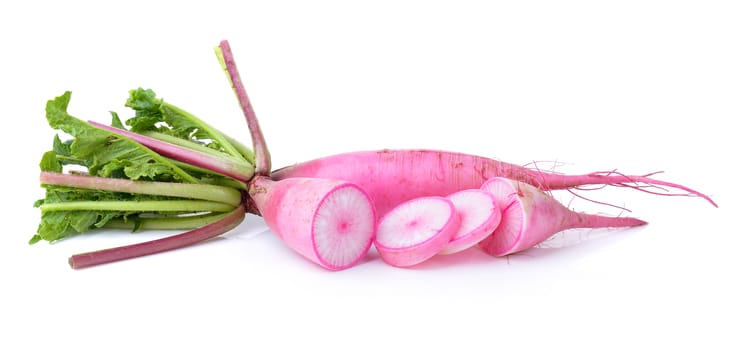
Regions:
[[439, 189, 502, 255], [271, 150, 717, 218], [248, 176, 376, 270], [374, 196, 460, 267], [478, 177, 647, 257]]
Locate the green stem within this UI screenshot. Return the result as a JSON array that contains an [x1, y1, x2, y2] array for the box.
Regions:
[[103, 212, 230, 230], [141, 130, 254, 180], [199, 175, 248, 191], [40, 172, 241, 206], [39, 200, 236, 213], [222, 132, 255, 165], [168, 160, 248, 191], [161, 102, 245, 160], [142, 131, 253, 171]]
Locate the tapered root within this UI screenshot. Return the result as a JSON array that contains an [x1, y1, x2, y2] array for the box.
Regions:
[[537, 170, 718, 208]]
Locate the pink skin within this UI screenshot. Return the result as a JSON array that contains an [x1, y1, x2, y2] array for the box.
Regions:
[[271, 149, 717, 217], [374, 196, 461, 267], [478, 177, 647, 257], [249, 176, 376, 271], [439, 189, 502, 255]]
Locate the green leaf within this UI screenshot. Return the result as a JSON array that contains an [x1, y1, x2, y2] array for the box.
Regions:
[[45, 91, 196, 182], [34, 210, 120, 243], [40, 151, 62, 173], [52, 134, 71, 156], [125, 88, 245, 158], [110, 111, 125, 129], [124, 88, 163, 132]]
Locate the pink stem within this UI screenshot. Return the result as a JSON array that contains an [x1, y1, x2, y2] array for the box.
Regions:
[[89, 120, 251, 181], [219, 40, 271, 176], [68, 206, 245, 269]]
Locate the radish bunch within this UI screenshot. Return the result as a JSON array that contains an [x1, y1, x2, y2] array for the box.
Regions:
[[38, 40, 716, 270]]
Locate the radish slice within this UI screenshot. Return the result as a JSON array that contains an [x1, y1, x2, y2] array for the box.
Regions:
[[375, 196, 460, 267], [439, 189, 502, 255]]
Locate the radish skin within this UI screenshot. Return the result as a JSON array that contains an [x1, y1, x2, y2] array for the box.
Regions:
[[249, 176, 376, 270], [375, 196, 460, 267], [272, 149, 717, 217], [439, 189, 502, 255], [478, 177, 647, 257]]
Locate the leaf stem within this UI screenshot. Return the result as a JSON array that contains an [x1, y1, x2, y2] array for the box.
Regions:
[[168, 161, 248, 191], [222, 132, 255, 165], [69, 206, 245, 269], [102, 212, 230, 230], [39, 200, 236, 213], [40, 172, 241, 206], [90, 121, 253, 181], [216, 40, 271, 176], [160, 101, 246, 160]]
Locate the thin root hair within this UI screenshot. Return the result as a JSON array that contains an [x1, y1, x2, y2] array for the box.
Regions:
[[521, 160, 572, 175], [585, 169, 716, 206], [565, 188, 632, 213]]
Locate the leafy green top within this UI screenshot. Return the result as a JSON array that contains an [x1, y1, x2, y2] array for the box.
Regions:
[[45, 91, 197, 182], [33, 90, 249, 244]]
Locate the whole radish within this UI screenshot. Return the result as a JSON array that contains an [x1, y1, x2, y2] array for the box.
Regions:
[[478, 177, 647, 257], [249, 176, 377, 270], [375, 196, 460, 267], [271, 149, 717, 218]]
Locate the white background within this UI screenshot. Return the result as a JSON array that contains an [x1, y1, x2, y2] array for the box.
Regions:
[[1, 1, 748, 349]]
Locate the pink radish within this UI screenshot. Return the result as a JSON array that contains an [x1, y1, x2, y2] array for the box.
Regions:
[[271, 150, 717, 218], [478, 177, 647, 257], [439, 189, 502, 255], [249, 176, 376, 270], [375, 196, 460, 267]]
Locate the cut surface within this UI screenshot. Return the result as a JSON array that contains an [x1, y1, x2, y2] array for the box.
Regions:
[[479, 179, 525, 255], [312, 185, 376, 269], [376, 197, 454, 248]]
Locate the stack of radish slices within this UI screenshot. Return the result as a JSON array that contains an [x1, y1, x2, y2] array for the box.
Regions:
[[268, 176, 647, 270], [374, 177, 646, 267]]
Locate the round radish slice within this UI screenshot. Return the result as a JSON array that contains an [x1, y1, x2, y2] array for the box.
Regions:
[[375, 196, 460, 267], [439, 189, 502, 255], [312, 185, 377, 269]]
